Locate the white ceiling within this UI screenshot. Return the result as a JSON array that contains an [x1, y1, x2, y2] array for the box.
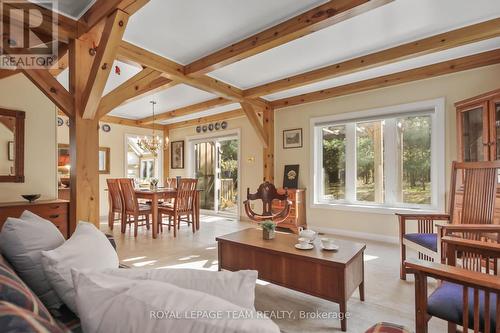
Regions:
[[50, 0, 500, 122], [124, 0, 327, 65], [30, 0, 95, 19], [111, 84, 217, 120]]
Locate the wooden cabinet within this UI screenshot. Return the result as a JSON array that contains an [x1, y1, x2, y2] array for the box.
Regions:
[[272, 188, 306, 233], [456, 88, 500, 162], [0, 200, 70, 238]]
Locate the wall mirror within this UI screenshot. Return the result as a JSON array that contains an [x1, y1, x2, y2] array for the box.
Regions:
[[58, 145, 110, 186], [0, 109, 25, 182]]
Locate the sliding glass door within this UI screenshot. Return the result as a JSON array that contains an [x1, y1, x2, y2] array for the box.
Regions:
[[193, 136, 239, 216]]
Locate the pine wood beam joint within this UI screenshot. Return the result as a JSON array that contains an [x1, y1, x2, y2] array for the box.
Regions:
[[241, 102, 268, 148]]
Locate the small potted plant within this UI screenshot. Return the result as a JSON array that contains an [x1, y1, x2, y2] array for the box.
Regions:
[[261, 221, 276, 240]]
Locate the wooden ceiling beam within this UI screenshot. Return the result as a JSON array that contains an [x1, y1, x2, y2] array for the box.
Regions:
[[101, 114, 158, 130], [271, 48, 500, 109], [20, 68, 73, 116], [97, 68, 176, 118], [139, 97, 233, 124], [166, 109, 245, 130], [245, 17, 500, 98], [81, 10, 130, 119], [78, 0, 149, 36], [116, 41, 271, 111], [185, 0, 393, 76], [241, 102, 268, 148]]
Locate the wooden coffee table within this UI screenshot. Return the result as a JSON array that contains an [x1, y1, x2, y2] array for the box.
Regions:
[[216, 228, 366, 331]]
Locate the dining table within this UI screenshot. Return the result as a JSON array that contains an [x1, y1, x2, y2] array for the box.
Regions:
[[134, 188, 201, 239]]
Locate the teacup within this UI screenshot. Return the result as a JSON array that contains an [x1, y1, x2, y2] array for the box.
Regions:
[[320, 238, 335, 249], [298, 237, 311, 247]]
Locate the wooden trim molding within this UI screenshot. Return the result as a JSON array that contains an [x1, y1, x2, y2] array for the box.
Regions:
[[271, 49, 500, 109], [185, 0, 393, 76]]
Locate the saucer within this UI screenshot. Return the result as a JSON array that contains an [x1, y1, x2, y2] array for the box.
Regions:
[[321, 244, 339, 251], [295, 243, 314, 250]]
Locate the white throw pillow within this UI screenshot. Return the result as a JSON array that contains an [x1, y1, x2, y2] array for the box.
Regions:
[[0, 211, 65, 309], [101, 268, 257, 309], [41, 221, 119, 314], [72, 270, 280, 333]]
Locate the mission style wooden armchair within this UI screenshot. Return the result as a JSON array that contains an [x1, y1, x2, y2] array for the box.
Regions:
[[398, 161, 500, 280], [118, 178, 151, 237], [243, 182, 292, 223], [405, 226, 500, 333], [106, 178, 125, 231]]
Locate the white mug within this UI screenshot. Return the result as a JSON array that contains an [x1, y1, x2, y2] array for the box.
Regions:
[[321, 238, 335, 248], [298, 237, 310, 247]]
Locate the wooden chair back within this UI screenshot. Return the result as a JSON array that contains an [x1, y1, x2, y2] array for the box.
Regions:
[[174, 178, 197, 213], [448, 161, 500, 225], [244, 182, 291, 223], [118, 178, 139, 214], [443, 236, 500, 333], [106, 179, 123, 212], [165, 177, 178, 189]]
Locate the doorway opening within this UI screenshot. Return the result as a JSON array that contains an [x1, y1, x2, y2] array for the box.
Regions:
[[192, 135, 239, 217], [125, 134, 162, 187]]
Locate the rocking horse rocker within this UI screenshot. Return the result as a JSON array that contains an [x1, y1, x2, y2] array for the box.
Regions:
[[244, 182, 292, 224]]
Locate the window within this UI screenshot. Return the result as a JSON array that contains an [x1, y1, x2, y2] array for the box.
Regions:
[[312, 99, 445, 212]]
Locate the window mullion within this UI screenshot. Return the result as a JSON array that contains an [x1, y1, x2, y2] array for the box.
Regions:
[[384, 119, 398, 206], [345, 123, 356, 203]]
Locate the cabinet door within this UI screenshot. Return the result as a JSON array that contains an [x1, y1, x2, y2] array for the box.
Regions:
[[490, 98, 500, 161], [457, 103, 489, 162]]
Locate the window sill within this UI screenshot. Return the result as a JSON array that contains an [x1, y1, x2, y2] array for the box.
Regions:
[[311, 202, 443, 215]]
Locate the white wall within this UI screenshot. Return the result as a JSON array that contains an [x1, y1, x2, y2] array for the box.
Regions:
[[274, 64, 500, 240], [0, 74, 57, 202]]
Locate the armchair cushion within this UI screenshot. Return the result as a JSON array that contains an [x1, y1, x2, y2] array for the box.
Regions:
[[403, 233, 437, 252], [428, 282, 497, 333]]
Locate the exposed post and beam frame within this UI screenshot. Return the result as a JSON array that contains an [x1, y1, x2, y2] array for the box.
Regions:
[[81, 10, 130, 119], [271, 48, 500, 109], [116, 41, 271, 111], [78, 0, 150, 36], [97, 68, 176, 119], [244, 17, 500, 98], [241, 102, 268, 148], [263, 108, 275, 182], [139, 97, 233, 124], [185, 0, 394, 76]]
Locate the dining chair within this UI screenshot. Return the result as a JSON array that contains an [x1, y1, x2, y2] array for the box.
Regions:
[[106, 178, 124, 231], [158, 178, 198, 237], [118, 178, 152, 237]]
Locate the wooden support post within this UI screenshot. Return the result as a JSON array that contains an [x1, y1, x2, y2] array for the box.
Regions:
[[240, 102, 268, 148], [163, 126, 170, 183], [68, 34, 100, 231], [263, 108, 274, 183]]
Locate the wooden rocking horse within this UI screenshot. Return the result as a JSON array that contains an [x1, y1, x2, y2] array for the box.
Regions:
[[243, 182, 292, 223]]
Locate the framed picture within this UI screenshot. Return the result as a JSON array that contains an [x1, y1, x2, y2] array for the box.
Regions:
[[98, 147, 110, 174], [283, 128, 303, 149], [171, 140, 184, 169], [7, 141, 14, 161], [283, 164, 299, 189]]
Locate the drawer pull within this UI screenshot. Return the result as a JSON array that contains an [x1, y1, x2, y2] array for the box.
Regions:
[[49, 214, 60, 219]]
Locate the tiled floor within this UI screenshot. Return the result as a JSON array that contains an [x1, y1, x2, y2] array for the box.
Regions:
[[102, 215, 447, 333]]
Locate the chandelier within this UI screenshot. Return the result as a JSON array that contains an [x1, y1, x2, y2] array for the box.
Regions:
[[137, 101, 166, 157]]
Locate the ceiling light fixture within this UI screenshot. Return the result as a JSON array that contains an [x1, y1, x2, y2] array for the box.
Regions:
[[137, 101, 166, 157]]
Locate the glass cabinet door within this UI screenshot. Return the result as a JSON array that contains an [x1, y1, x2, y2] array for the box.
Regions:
[[460, 106, 487, 162]]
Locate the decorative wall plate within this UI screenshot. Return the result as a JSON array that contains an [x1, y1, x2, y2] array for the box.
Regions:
[[202, 125, 208, 132], [214, 122, 220, 130], [102, 124, 111, 132], [196, 126, 202, 133], [221, 121, 228, 129], [57, 117, 63, 127], [208, 123, 214, 131]]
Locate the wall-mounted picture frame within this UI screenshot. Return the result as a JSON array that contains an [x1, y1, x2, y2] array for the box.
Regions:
[[171, 140, 184, 169], [7, 141, 14, 161], [98, 147, 110, 174], [283, 164, 299, 189], [283, 128, 303, 149]]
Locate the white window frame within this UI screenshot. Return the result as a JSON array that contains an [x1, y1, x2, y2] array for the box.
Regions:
[[310, 98, 446, 215]]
